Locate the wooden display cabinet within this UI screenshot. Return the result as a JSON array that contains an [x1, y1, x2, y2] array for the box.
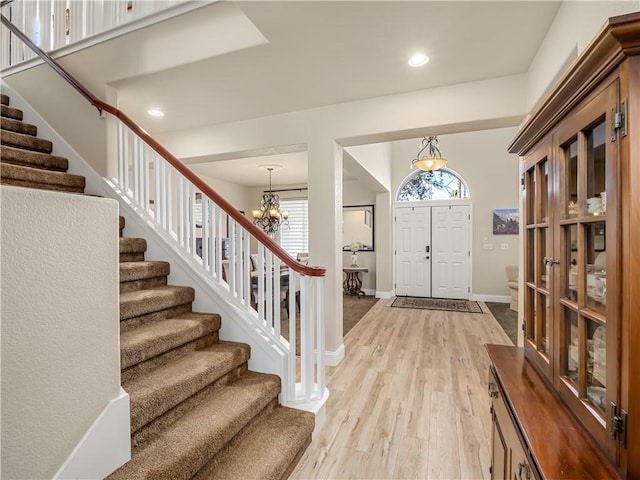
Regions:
[[488, 11, 640, 479]]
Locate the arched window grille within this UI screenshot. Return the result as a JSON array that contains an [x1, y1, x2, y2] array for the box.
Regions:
[[397, 168, 470, 202]]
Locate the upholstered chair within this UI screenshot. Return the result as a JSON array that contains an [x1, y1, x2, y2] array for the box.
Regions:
[[506, 265, 519, 312]]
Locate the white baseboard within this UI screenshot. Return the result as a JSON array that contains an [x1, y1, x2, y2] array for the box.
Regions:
[[290, 387, 330, 438], [324, 343, 345, 366], [362, 288, 375, 296], [470, 294, 510, 303], [54, 388, 130, 479], [375, 290, 394, 299]]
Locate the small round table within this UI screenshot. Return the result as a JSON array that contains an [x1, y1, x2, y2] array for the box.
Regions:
[[343, 267, 368, 297]]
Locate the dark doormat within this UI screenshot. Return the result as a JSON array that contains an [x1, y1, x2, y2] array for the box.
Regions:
[[391, 296, 483, 313]]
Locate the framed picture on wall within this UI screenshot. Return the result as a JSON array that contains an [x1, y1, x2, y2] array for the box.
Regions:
[[493, 208, 519, 235]]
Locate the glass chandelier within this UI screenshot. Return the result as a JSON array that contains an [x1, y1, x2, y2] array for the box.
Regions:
[[412, 136, 447, 171], [252, 167, 289, 237]]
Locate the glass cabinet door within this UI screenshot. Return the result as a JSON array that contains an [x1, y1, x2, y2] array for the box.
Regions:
[[554, 82, 619, 461], [523, 143, 554, 378]]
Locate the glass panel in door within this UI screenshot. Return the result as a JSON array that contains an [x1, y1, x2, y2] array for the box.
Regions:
[[586, 120, 607, 217], [585, 222, 606, 315], [563, 224, 578, 301], [565, 140, 578, 218], [586, 317, 606, 413], [563, 307, 579, 387]]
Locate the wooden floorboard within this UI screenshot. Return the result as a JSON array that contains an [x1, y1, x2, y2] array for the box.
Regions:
[[291, 299, 512, 479]]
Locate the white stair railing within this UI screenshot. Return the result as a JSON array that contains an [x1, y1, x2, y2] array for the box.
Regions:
[[109, 124, 326, 405], [1, 0, 201, 70], [0, 11, 327, 406]]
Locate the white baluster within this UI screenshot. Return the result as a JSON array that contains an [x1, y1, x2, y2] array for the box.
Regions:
[[234, 222, 242, 301], [202, 197, 210, 272], [153, 155, 161, 225], [243, 231, 251, 309], [257, 245, 265, 321], [274, 256, 281, 338], [316, 277, 326, 397], [228, 218, 236, 296], [143, 146, 150, 217], [301, 275, 313, 401], [187, 182, 195, 256], [164, 162, 172, 234], [177, 176, 184, 249], [214, 205, 223, 282], [266, 252, 273, 333], [132, 136, 141, 206], [117, 123, 125, 189], [287, 270, 297, 402], [122, 127, 129, 195]]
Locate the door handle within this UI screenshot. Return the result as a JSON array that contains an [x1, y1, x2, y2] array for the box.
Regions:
[[543, 257, 560, 266], [426, 245, 430, 253]]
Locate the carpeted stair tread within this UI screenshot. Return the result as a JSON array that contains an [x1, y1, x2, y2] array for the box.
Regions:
[[0, 163, 85, 192], [0, 144, 68, 171], [120, 261, 170, 283], [119, 237, 147, 254], [1, 129, 52, 153], [1, 116, 37, 136], [125, 342, 251, 432], [200, 407, 315, 480], [109, 371, 280, 480], [121, 312, 221, 370], [1, 104, 22, 121], [0, 94, 8, 106], [120, 285, 194, 321]]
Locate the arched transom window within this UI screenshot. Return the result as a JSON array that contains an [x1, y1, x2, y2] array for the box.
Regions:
[[397, 168, 470, 202]]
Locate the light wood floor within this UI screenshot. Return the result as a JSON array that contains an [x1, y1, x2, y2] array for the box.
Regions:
[[290, 299, 513, 480]]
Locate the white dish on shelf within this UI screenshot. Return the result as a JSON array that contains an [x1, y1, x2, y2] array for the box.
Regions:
[[592, 327, 607, 385], [587, 386, 606, 410]]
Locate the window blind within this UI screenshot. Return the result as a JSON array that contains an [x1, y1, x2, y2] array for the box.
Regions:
[[279, 198, 308, 258]]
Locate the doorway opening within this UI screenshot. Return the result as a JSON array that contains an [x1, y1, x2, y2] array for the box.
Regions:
[[394, 168, 472, 299]]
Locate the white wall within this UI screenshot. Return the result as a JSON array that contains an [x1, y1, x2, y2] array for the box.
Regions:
[[391, 127, 521, 298], [1, 187, 121, 479], [344, 142, 392, 192], [197, 173, 253, 213], [526, 1, 639, 110]]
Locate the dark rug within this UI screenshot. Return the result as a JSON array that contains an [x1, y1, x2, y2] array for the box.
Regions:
[[391, 296, 483, 313], [280, 295, 379, 353], [486, 302, 518, 345]]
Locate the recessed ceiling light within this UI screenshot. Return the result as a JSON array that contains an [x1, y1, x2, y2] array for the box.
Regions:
[[147, 109, 164, 117], [408, 53, 429, 67]]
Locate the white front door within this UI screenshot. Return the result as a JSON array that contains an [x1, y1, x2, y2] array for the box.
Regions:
[[395, 206, 431, 297], [431, 205, 470, 299], [395, 203, 471, 299]]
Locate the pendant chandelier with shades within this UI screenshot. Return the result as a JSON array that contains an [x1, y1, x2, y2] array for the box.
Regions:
[[252, 166, 289, 237], [412, 136, 448, 171]]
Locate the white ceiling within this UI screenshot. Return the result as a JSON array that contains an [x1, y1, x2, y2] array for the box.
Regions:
[[110, 1, 562, 187]]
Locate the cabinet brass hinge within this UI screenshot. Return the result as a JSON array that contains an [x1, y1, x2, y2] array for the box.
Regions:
[[611, 99, 628, 141], [611, 402, 628, 447]]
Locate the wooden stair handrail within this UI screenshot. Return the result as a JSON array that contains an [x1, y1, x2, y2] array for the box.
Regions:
[[0, 13, 325, 277]]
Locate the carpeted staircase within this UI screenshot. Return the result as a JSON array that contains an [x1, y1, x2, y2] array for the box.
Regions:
[[0, 93, 314, 479]]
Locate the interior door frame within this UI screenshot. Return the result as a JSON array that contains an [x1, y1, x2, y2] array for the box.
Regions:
[[393, 200, 473, 298]]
